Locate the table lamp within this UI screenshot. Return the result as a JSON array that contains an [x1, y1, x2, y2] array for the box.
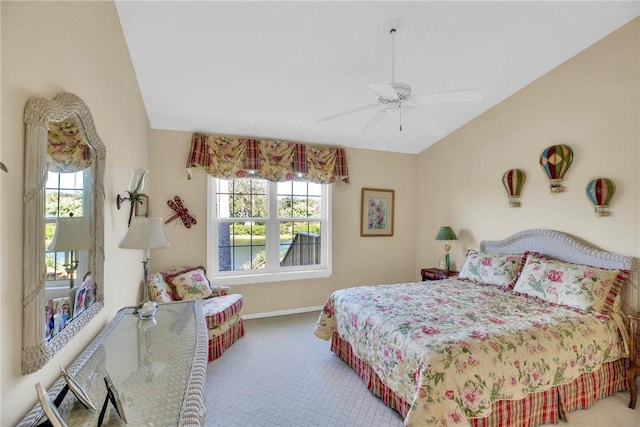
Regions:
[[435, 226, 458, 272], [119, 217, 170, 319], [48, 214, 92, 288]]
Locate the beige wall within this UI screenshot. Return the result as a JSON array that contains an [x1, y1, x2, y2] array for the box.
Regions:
[[148, 129, 418, 315], [1, 2, 149, 424], [416, 19, 639, 308]]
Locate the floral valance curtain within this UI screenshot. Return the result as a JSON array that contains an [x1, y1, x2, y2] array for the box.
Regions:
[[47, 119, 93, 173], [186, 132, 349, 184]]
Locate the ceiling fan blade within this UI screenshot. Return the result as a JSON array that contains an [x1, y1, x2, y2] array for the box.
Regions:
[[404, 106, 448, 136], [414, 89, 482, 104], [316, 104, 378, 123], [360, 109, 387, 132], [368, 83, 398, 99]]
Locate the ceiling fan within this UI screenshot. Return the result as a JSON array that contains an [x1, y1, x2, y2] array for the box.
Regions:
[[317, 27, 482, 134]]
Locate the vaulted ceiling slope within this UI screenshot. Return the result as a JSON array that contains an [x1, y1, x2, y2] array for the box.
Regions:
[[115, 1, 639, 154]]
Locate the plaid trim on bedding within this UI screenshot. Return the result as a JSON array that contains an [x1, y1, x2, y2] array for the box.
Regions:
[[330, 333, 626, 427], [331, 332, 411, 417], [209, 319, 245, 361], [602, 270, 630, 313], [557, 357, 627, 419], [472, 391, 558, 427]]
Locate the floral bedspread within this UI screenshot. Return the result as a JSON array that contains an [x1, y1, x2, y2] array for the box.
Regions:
[[314, 280, 626, 427]]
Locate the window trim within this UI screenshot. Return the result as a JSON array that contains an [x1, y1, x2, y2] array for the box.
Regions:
[[207, 176, 332, 285]]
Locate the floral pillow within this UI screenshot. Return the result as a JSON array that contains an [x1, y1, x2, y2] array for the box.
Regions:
[[458, 250, 525, 288], [146, 267, 186, 303], [146, 272, 175, 303], [513, 254, 623, 313], [165, 266, 213, 301]]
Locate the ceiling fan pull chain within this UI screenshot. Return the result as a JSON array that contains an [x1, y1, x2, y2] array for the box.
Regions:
[[399, 105, 403, 131], [390, 28, 396, 83]]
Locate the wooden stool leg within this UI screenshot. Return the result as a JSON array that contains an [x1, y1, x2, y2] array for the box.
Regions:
[[628, 362, 637, 409]]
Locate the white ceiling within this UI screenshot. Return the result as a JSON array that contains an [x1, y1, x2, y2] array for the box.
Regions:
[[115, 1, 639, 154]]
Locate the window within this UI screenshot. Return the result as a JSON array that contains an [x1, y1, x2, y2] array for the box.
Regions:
[[208, 176, 331, 284], [45, 170, 90, 288]]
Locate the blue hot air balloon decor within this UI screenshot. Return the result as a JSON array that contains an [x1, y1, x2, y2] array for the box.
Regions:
[[586, 178, 616, 216]]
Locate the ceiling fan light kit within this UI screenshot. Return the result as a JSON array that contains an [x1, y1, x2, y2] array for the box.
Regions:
[[317, 26, 482, 134]]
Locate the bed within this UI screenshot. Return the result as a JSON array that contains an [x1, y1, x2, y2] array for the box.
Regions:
[[314, 229, 637, 427]]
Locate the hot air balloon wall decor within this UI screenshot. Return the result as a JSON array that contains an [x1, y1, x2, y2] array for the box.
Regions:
[[586, 178, 616, 216], [501, 169, 526, 207], [539, 144, 573, 193]]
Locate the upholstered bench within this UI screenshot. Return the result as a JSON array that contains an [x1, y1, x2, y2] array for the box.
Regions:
[[147, 266, 245, 361]]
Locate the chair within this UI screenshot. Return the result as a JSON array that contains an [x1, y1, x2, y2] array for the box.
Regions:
[[147, 266, 245, 361]]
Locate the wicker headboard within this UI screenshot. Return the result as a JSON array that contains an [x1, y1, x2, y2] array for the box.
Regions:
[[480, 229, 638, 312]]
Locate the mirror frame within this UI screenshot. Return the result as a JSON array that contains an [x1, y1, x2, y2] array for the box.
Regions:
[[22, 93, 105, 374]]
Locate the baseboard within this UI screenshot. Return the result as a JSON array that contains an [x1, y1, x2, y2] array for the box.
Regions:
[[242, 305, 324, 320]]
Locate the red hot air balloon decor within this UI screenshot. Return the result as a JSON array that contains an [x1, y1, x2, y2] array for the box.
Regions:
[[586, 178, 616, 216], [501, 169, 526, 207], [539, 144, 573, 192]]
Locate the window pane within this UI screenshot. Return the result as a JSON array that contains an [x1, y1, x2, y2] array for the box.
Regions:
[[45, 172, 85, 218], [45, 190, 60, 218], [45, 222, 56, 249], [307, 182, 322, 197], [58, 171, 84, 189], [277, 195, 294, 218], [307, 196, 322, 218], [276, 181, 292, 194], [277, 181, 321, 219], [45, 251, 65, 280], [46, 171, 59, 188], [279, 221, 321, 266], [218, 178, 268, 219], [218, 221, 266, 271], [58, 189, 84, 217], [291, 181, 308, 195]]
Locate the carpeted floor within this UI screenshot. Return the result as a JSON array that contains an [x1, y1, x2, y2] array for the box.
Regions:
[[204, 311, 639, 427]]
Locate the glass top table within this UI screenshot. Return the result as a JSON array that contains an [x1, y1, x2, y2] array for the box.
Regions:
[[18, 300, 208, 427]]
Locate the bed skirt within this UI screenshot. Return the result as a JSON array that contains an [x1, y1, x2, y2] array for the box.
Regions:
[[330, 332, 628, 427]]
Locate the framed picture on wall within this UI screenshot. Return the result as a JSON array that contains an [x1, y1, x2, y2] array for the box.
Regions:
[[135, 194, 149, 217], [360, 188, 395, 237]]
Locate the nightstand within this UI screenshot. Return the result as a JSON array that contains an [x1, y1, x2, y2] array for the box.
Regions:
[[628, 312, 640, 409], [421, 268, 458, 281]]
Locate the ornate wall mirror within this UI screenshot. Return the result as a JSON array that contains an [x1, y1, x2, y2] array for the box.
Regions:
[[22, 93, 105, 374]]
